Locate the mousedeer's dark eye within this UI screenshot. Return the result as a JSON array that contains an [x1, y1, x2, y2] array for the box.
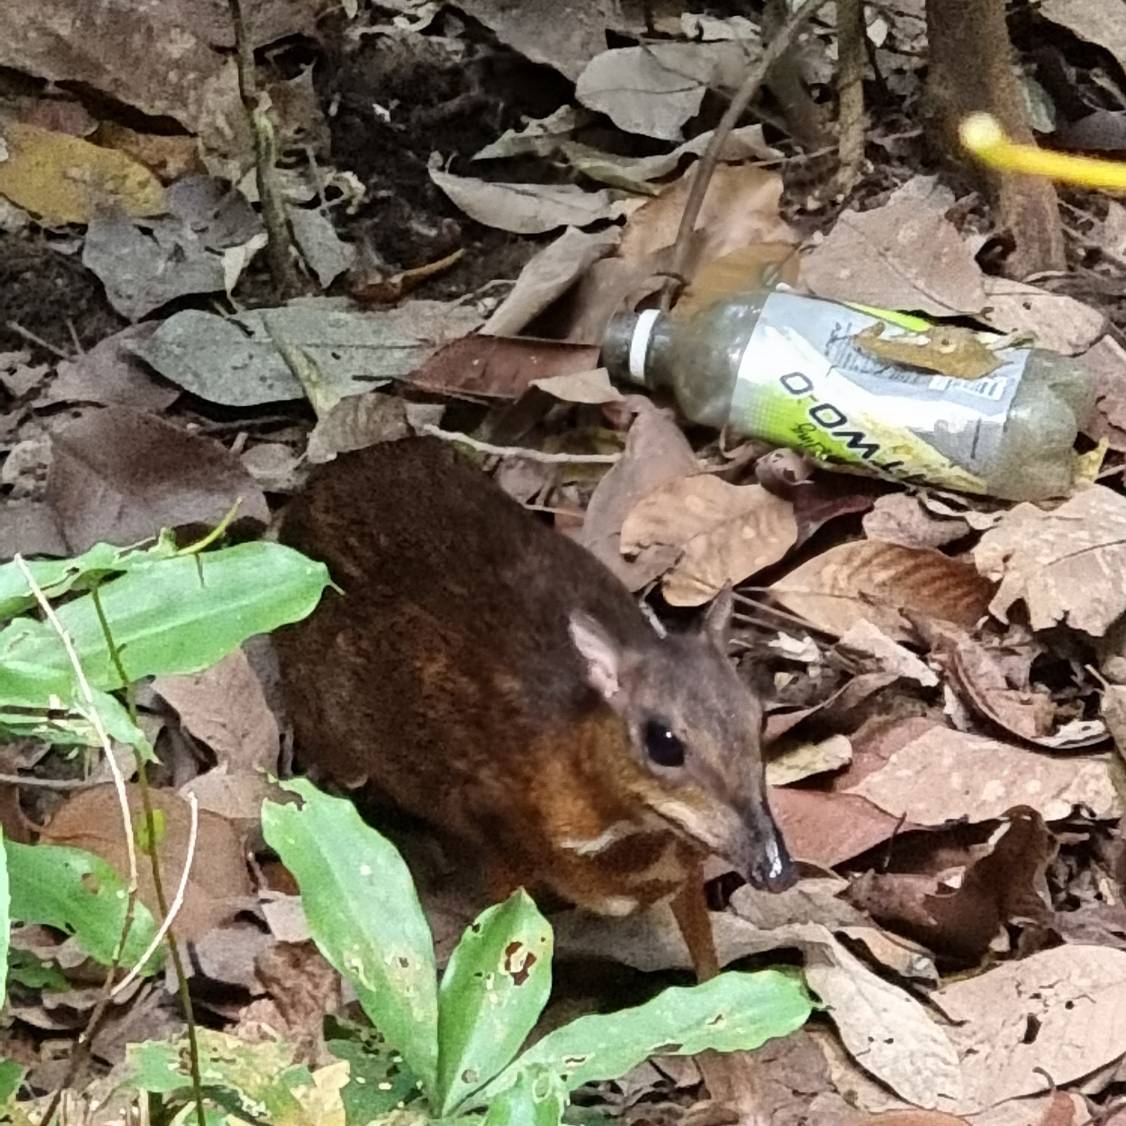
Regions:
[[643, 719, 685, 767]]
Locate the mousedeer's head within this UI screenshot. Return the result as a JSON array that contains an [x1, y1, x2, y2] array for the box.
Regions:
[[567, 592, 795, 892]]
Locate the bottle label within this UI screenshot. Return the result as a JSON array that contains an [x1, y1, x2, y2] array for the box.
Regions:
[[730, 292, 1030, 492]]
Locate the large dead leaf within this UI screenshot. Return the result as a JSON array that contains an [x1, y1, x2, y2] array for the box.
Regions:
[[43, 784, 252, 943], [980, 277, 1106, 356], [578, 404, 699, 589], [154, 649, 279, 774], [0, 122, 164, 224], [769, 788, 903, 867], [482, 226, 620, 336], [575, 42, 753, 140], [561, 164, 794, 343], [452, 0, 642, 79], [972, 485, 1126, 635], [803, 182, 986, 317], [133, 300, 483, 409], [621, 475, 798, 606], [0, 1, 247, 157], [46, 406, 269, 552], [935, 944, 1126, 1112], [845, 727, 1120, 824], [770, 541, 993, 640], [429, 169, 629, 234], [1039, 0, 1126, 67]]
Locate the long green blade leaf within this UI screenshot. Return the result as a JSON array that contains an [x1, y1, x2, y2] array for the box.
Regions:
[[261, 779, 439, 1094]]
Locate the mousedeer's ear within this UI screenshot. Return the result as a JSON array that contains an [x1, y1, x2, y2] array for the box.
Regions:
[[568, 610, 624, 702], [701, 586, 734, 650]]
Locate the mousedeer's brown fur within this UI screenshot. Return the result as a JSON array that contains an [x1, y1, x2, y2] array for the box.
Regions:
[[274, 438, 793, 973]]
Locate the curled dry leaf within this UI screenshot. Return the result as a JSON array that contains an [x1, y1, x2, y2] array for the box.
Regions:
[[980, 277, 1106, 355], [770, 541, 993, 641], [838, 619, 938, 687], [972, 485, 1126, 636], [766, 734, 852, 786], [621, 475, 798, 606], [863, 493, 973, 551], [845, 727, 1120, 825]]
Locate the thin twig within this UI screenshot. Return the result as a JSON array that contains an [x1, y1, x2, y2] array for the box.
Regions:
[[418, 424, 621, 464], [661, 0, 829, 310], [0, 773, 115, 790], [111, 793, 199, 998], [15, 557, 141, 1126], [6, 322, 70, 360], [90, 586, 207, 1126]]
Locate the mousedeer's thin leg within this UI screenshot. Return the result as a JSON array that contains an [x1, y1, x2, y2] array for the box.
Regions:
[[670, 871, 720, 982]]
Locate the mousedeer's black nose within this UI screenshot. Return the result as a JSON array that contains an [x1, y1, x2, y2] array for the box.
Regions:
[[742, 799, 796, 892]]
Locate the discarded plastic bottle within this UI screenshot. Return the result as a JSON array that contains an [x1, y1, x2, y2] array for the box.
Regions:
[[602, 290, 1095, 501]]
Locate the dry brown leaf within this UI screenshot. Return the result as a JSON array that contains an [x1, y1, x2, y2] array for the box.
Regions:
[[769, 787, 904, 867], [1040, 0, 1126, 61], [578, 403, 699, 590], [0, 121, 165, 225], [771, 541, 993, 641], [673, 242, 800, 322], [1080, 334, 1126, 451], [531, 367, 623, 405], [43, 784, 252, 943], [845, 727, 1120, 824], [410, 336, 600, 399], [838, 619, 938, 686], [481, 226, 620, 336], [980, 277, 1106, 355], [802, 190, 986, 317], [972, 485, 1126, 635], [430, 169, 628, 234], [621, 475, 797, 606], [863, 493, 973, 551], [154, 649, 279, 774], [46, 406, 269, 552], [766, 734, 852, 786], [936, 944, 1126, 1112], [560, 163, 794, 344]]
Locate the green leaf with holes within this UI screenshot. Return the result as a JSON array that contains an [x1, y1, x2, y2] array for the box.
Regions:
[[474, 968, 812, 1107], [6, 841, 160, 972], [261, 778, 439, 1095], [436, 890, 553, 1115]]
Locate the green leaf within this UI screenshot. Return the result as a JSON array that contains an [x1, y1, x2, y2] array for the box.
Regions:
[[7, 950, 69, 992], [6, 841, 161, 971], [476, 969, 812, 1106], [0, 542, 331, 689], [262, 779, 439, 1094], [0, 828, 8, 1006], [327, 1026, 421, 1122], [0, 659, 150, 751], [0, 538, 177, 623], [437, 890, 552, 1115], [0, 1060, 24, 1102], [482, 1067, 566, 1126]]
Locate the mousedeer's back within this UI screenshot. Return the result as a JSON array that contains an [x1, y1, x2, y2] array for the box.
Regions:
[[274, 438, 653, 791]]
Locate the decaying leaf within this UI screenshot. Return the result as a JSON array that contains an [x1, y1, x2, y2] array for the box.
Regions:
[[0, 121, 165, 225], [845, 726, 1120, 824], [802, 184, 986, 317], [575, 42, 753, 140], [579, 403, 699, 589], [980, 277, 1106, 355], [46, 407, 269, 552], [936, 943, 1126, 1112], [771, 541, 993, 640], [621, 475, 798, 606], [838, 619, 938, 687], [42, 785, 253, 943], [972, 485, 1126, 635], [430, 168, 630, 234], [766, 734, 852, 786], [862, 493, 973, 551], [154, 649, 279, 775]]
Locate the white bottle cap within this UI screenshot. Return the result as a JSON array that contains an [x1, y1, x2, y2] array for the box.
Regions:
[[628, 308, 661, 383]]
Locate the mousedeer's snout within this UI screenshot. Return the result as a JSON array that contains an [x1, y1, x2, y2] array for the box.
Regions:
[[739, 798, 796, 892]]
